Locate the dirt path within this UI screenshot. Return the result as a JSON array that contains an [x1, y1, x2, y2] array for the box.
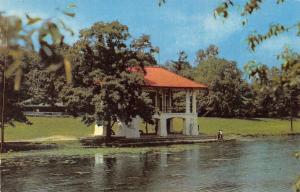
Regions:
[[11, 135, 79, 142]]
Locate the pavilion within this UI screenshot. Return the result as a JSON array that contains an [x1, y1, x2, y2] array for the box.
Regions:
[[94, 66, 207, 138]]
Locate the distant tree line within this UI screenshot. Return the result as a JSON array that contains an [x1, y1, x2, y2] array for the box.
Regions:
[[4, 30, 299, 123], [166, 45, 300, 119], [22, 41, 300, 120]]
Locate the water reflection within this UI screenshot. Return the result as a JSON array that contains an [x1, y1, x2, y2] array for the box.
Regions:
[[1, 138, 300, 192], [94, 153, 104, 165]]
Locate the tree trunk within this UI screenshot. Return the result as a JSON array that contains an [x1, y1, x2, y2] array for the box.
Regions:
[[106, 117, 112, 140], [1, 67, 6, 153], [290, 116, 293, 132], [290, 93, 294, 133]]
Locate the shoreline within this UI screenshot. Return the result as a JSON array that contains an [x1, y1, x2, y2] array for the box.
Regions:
[[2, 133, 300, 154], [5, 131, 300, 143]]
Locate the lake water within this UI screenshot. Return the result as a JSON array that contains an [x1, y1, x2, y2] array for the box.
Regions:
[[1, 137, 300, 192]]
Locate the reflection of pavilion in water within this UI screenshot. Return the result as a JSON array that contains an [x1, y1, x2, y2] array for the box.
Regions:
[[92, 148, 205, 191], [94, 66, 207, 138], [93, 152, 173, 191]]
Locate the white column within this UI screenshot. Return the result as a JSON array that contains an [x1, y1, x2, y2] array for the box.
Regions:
[[185, 90, 191, 113], [94, 153, 104, 165], [169, 118, 174, 133], [183, 117, 190, 135], [192, 91, 197, 114], [158, 117, 167, 137], [94, 124, 107, 136], [155, 90, 158, 109], [131, 117, 141, 138], [162, 90, 166, 112], [169, 90, 172, 112], [160, 152, 168, 168], [191, 117, 199, 136], [116, 121, 125, 137], [121, 117, 141, 138]]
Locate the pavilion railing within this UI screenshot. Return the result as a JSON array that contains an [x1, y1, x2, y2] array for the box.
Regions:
[[157, 106, 186, 113]]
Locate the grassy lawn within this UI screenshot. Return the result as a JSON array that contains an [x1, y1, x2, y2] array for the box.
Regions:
[[198, 117, 300, 136], [4, 116, 300, 141], [5, 117, 94, 141]]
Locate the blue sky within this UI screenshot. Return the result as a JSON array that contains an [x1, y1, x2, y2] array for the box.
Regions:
[[1, 0, 300, 70]]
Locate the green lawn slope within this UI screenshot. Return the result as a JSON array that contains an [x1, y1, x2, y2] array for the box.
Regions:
[[4, 116, 300, 141]]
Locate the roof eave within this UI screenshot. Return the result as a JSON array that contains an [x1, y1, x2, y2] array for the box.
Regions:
[[142, 85, 208, 90]]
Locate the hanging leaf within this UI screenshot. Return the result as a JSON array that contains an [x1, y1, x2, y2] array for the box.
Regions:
[[276, 0, 285, 4], [295, 177, 300, 192], [25, 14, 42, 25], [41, 44, 53, 57], [68, 3, 77, 8], [14, 68, 22, 91], [62, 11, 76, 17], [5, 59, 21, 78], [19, 29, 36, 50], [64, 58, 72, 83], [45, 63, 63, 72], [48, 22, 62, 44], [59, 19, 75, 36], [5, 50, 23, 77], [14, 17, 23, 32], [158, 0, 166, 7]]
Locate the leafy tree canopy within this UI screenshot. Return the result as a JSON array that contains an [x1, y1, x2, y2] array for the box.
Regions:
[[193, 45, 247, 117], [61, 21, 158, 138]]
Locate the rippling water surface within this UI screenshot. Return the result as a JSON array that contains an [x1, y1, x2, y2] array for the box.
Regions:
[[1, 137, 300, 192]]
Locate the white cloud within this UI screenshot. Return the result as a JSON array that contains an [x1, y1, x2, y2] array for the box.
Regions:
[[161, 11, 243, 57], [201, 13, 242, 44], [259, 35, 300, 53], [5, 9, 50, 21]]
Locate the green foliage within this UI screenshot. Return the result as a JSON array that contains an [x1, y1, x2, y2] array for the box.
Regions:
[[247, 24, 287, 51], [24, 44, 71, 107], [194, 45, 248, 117], [196, 44, 219, 62], [61, 21, 158, 138], [166, 51, 193, 79], [245, 49, 300, 118], [195, 57, 246, 117], [214, 0, 234, 18], [278, 48, 300, 88], [25, 14, 41, 25], [0, 62, 28, 126]]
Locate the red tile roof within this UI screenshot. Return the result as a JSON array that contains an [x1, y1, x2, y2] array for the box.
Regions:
[[141, 66, 207, 89]]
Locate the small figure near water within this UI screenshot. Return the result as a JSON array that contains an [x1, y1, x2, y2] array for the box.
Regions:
[[217, 130, 223, 140]]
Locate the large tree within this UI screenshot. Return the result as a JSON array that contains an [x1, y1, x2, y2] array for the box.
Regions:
[[194, 46, 247, 117], [245, 48, 300, 127], [0, 6, 76, 152], [61, 21, 158, 139]]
